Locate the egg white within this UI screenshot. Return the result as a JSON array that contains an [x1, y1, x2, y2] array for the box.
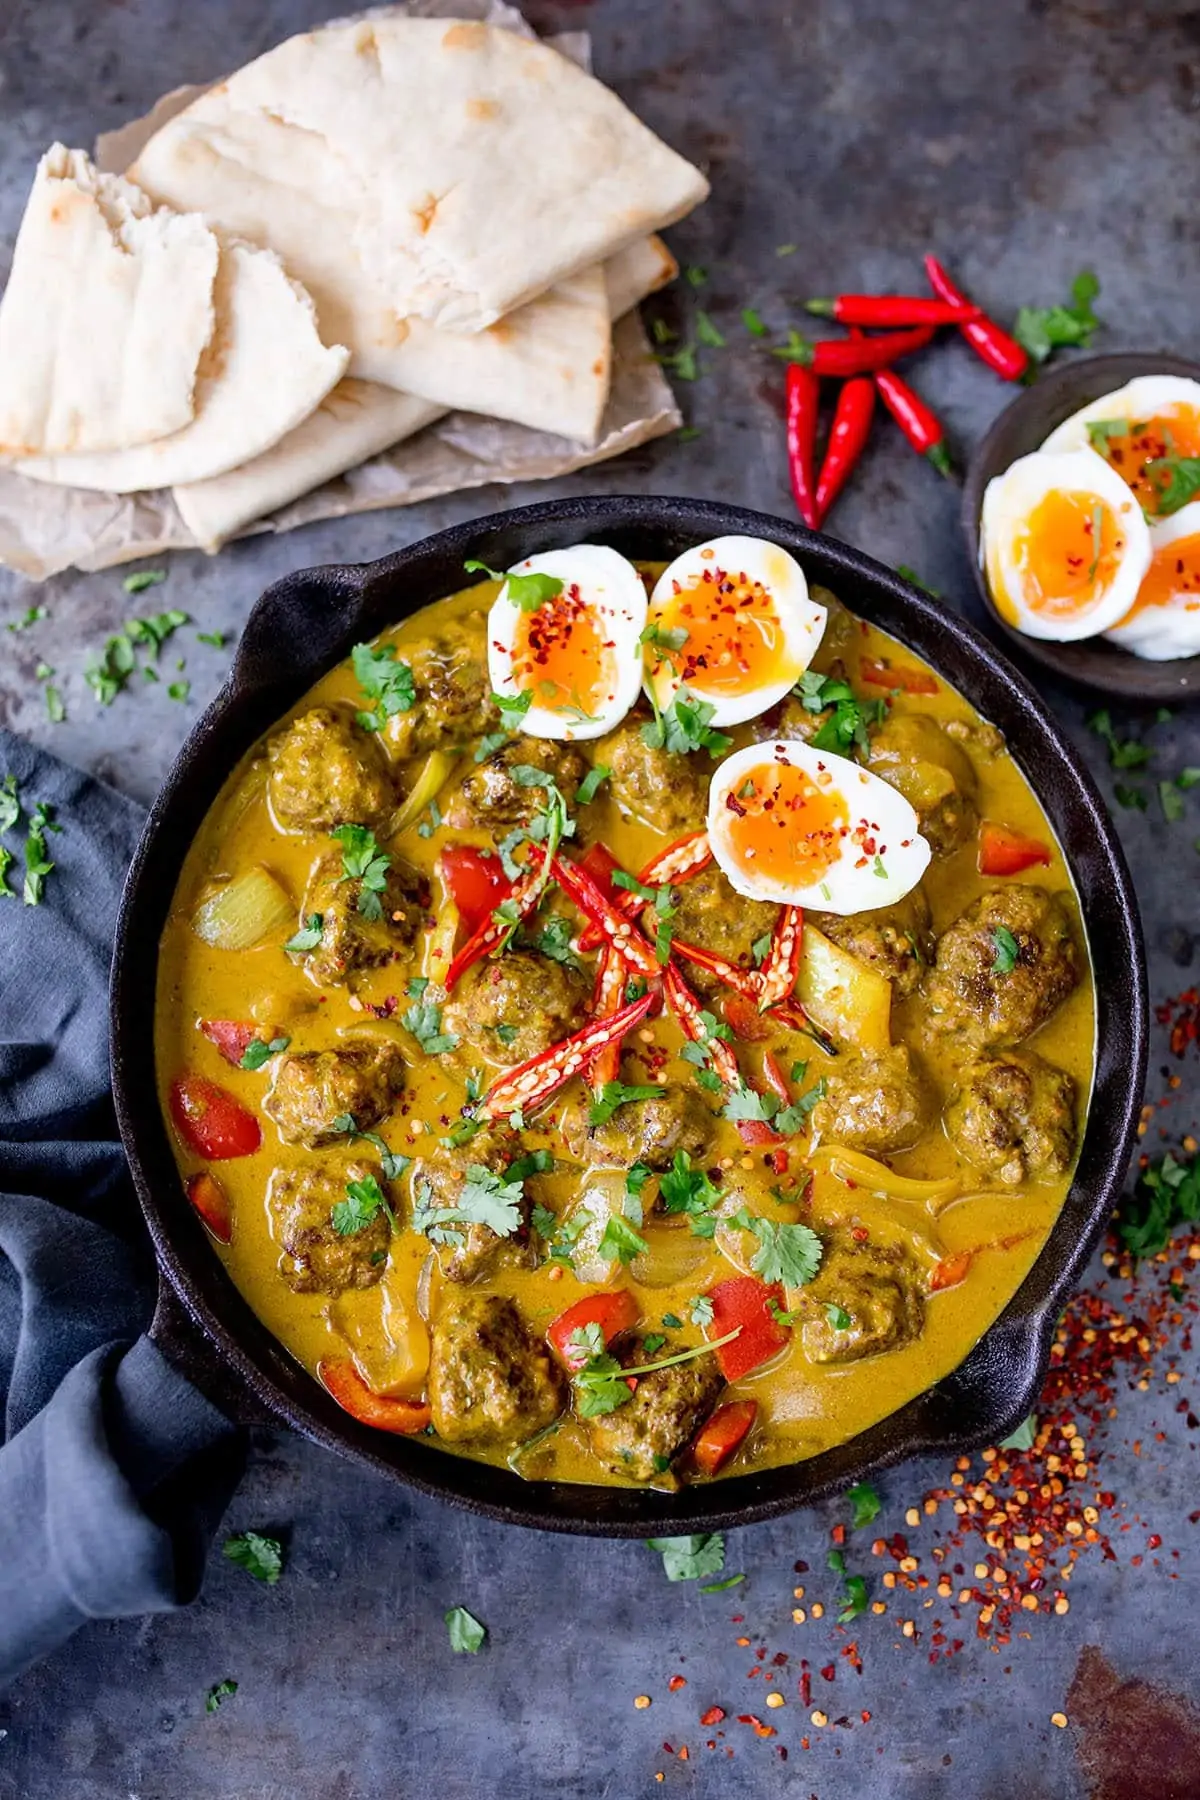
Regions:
[[486, 544, 647, 741], [981, 448, 1151, 642], [1040, 375, 1200, 457], [707, 739, 931, 914], [643, 535, 827, 727], [1105, 500, 1200, 661]]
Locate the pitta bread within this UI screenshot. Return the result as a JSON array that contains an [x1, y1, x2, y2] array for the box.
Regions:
[[16, 238, 349, 492], [129, 16, 707, 332], [0, 145, 217, 458]]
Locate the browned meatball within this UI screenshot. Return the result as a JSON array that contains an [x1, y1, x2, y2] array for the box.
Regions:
[[267, 1159, 390, 1293], [264, 1039, 405, 1147], [300, 849, 426, 989], [561, 1065, 715, 1171], [410, 1125, 526, 1282], [923, 885, 1082, 1049], [449, 736, 585, 832], [587, 1339, 724, 1482], [268, 706, 395, 835], [669, 865, 779, 998], [383, 613, 499, 762], [443, 949, 587, 1066], [946, 1050, 1077, 1186], [867, 713, 979, 858], [811, 1044, 935, 1155], [811, 887, 934, 999], [429, 1292, 565, 1447], [592, 714, 709, 835], [800, 1231, 925, 1365]]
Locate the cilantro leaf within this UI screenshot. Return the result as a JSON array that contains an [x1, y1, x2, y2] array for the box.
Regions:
[[223, 1531, 284, 1585], [493, 688, 533, 724], [402, 998, 459, 1056], [526, 913, 583, 970], [696, 310, 725, 348], [330, 823, 391, 920], [659, 1151, 721, 1238], [464, 559, 563, 613], [575, 765, 610, 806], [1013, 269, 1102, 365], [1146, 454, 1200, 519], [331, 1173, 392, 1236], [352, 642, 416, 731], [846, 1481, 881, 1529], [206, 1679, 238, 1713], [285, 913, 324, 954], [729, 1213, 823, 1287], [646, 1534, 726, 1583], [641, 689, 732, 759], [413, 1165, 524, 1246], [122, 569, 168, 595], [1114, 1150, 1200, 1258], [796, 670, 887, 757], [596, 1212, 650, 1266], [329, 1114, 410, 1181], [838, 1574, 870, 1623], [825, 1301, 853, 1331], [22, 801, 59, 906], [0, 774, 19, 833], [239, 1034, 290, 1072], [689, 1294, 715, 1327], [1160, 779, 1186, 823], [991, 924, 1020, 975], [999, 1414, 1037, 1452], [445, 1606, 487, 1653], [640, 622, 689, 655], [588, 1079, 666, 1128]]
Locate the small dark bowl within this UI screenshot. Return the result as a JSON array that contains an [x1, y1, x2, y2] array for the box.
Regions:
[[962, 350, 1200, 702], [111, 495, 1146, 1537]]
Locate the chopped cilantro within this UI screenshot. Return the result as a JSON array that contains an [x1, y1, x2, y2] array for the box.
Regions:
[[741, 306, 768, 337], [1115, 783, 1147, 810], [493, 688, 533, 724], [402, 998, 459, 1056], [22, 801, 59, 906], [847, 1481, 881, 1529], [329, 1114, 409, 1181], [205, 1679, 237, 1714], [239, 1034, 290, 1072], [725, 1208, 823, 1287], [696, 310, 725, 348], [999, 1414, 1037, 1452], [330, 823, 391, 920], [750, 930, 773, 967], [684, 265, 708, 289], [44, 684, 65, 723], [659, 1150, 721, 1238], [689, 1294, 715, 1328], [1146, 453, 1200, 518], [464, 560, 563, 614], [838, 1574, 870, 1624], [640, 621, 690, 655], [573, 1331, 740, 1418], [596, 1211, 650, 1266], [575, 764, 610, 806], [641, 1332, 667, 1356], [197, 630, 226, 648], [1160, 779, 1186, 823], [223, 1531, 284, 1585], [445, 1606, 486, 1653], [895, 565, 940, 596], [1114, 1150, 1200, 1258], [661, 1312, 683, 1331], [168, 680, 190, 703], [1013, 269, 1101, 365], [352, 642, 416, 732], [641, 689, 732, 758], [1087, 708, 1153, 770], [646, 1534, 725, 1583], [474, 730, 509, 762], [285, 913, 324, 954], [0, 774, 20, 833], [588, 1079, 666, 1127], [413, 1166, 524, 1247], [331, 1173, 392, 1237], [991, 924, 1020, 975], [825, 1301, 853, 1331], [656, 343, 699, 381], [795, 669, 885, 756], [6, 603, 46, 631], [122, 569, 168, 595], [626, 1162, 652, 1200], [126, 610, 188, 656]]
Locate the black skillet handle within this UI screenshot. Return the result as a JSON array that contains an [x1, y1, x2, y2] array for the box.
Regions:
[[148, 1278, 279, 1427]]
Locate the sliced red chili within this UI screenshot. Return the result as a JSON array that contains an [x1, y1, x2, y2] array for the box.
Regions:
[[587, 946, 627, 1095], [443, 849, 548, 991], [760, 1048, 792, 1105], [663, 961, 741, 1088], [757, 905, 804, 1011], [576, 831, 712, 952], [477, 988, 655, 1120], [550, 853, 659, 978], [814, 376, 876, 525]]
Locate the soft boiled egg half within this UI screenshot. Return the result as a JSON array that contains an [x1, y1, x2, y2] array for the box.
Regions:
[[1105, 501, 1200, 661], [981, 447, 1151, 642], [707, 739, 931, 914], [643, 535, 827, 726], [486, 545, 647, 741], [1041, 375, 1200, 520]]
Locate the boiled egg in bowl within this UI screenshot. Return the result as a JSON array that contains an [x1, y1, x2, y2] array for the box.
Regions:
[[1041, 375, 1200, 520], [642, 535, 827, 726], [1105, 501, 1200, 661], [486, 545, 647, 741], [707, 739, 931, 914], [980, 448, 1151, 642]]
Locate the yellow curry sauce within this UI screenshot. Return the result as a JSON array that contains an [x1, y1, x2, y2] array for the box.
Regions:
[[155, 568, 1095, 1487]]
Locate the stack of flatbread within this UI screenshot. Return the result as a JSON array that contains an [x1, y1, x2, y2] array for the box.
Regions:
[[0, 4, 706, 571]]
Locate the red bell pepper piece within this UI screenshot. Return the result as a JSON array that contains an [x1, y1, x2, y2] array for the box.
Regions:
[[757, 905, 804, 1011], [691, 1398, 758, 1475], [977, 821, 1052, 877], [199, 1019, 258, 1067], [874, 367, 952, 477], [785, 362, 820, 530], [185, 1171, 232, 1243], [814, 376, 876, 525], [169, 1074, 262, 1161], [779, 325, 936, 378], [663, 961, 741, 1088], [736, 1117, 783, 1148], [438, 845, 512, 934], [706, 1277, 790, 1381], [805, 294, 980, 328], [579, 841, 622, 900], [546, 1290, 640, 1369], [443, 849, 547, 992], [476, 988, 655, 1121], [924, 254, 1029, 382], [587, 947, 627, 1094], [550, 853, 660, 978], [318, 1359, 432, 1435], [859, 656, 939, 696]]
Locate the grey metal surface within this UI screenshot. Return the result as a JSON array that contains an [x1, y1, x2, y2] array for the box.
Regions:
[[1, 1, 1198, 1795]]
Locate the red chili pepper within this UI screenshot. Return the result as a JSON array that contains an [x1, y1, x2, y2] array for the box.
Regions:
[[874, 367, 952, 477], [757, 906, 804, 1011], [924, 254, 1029, 382], [546, 1290, 640, 1368], [805, 294, 980, 327], [784, 325, 935, 378], [443, 849, 546, 991], [550, 853, 660, 978], [814, 376, 876, 525], [185, 1171, 232, 1243], [785, 363, 820, 530], [587, 947, 627, 1094], [977, 821, 1052, 877], [577, 831, 712, 952], [318, 1360, 432, 1435], [672, 937, 762, 1000], [859, 655, 939, 696], [663, 961, 741, 1088], [691, 1399, 758, 1476], [477, 989, 655, 1120]]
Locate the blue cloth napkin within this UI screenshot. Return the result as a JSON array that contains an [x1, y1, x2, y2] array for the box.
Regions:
[[0, 729, 244, 1687]]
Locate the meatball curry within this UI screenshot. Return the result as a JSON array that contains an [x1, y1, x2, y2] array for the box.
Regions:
[[156, 540, 1094, 1489]]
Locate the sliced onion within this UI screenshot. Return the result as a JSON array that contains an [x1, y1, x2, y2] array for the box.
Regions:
[[416, 1250, 438, 1324], [393, 749, 456, 835], [630, 1218, 714, 1290], [330, 1282, 430, 1397], [191, 865, 293, 951], [811, 1144, 960, 1208]]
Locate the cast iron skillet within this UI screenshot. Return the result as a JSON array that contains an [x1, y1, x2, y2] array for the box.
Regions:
[[111, 495, 1147, 1537]]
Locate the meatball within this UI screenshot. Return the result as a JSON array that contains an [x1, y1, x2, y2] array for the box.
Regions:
[[429, 1292, 565, 1447], [301, 849, 426, 988], [801, 1231, 925, 1365], [264, 1039, 405, 1147], [811, 1044, 935, 1155], [923, 885, 1082, 1049], [450, 736, 585, 831], [268, 706, 395, 835], [669, 866, 779, 998], [443, 949, 587, 1066], [586, 1339, 724, 1482], [811, 887, 934, 1000], [946, 1050, 1077, 1186], [593, 715, 708, 835], [383, 613, 499, 761], [410, 1125, 526, 1282], [867, 713, 979, 858], [561, 1065, 715, 1170], [267, 1159, 390, 1293]]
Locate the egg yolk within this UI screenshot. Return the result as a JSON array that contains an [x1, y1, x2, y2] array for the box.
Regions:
[[1120, 532, 1200, 622], [1004, 490, 1126, 622], [721, 758, 850, 887], [648, 563, 799, 699], [510, 584, 615, 718], [1091, 406, 1200, 516]]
